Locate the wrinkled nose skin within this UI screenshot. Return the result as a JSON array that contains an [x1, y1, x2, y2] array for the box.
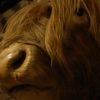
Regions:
[[0, 43, 57, 100]]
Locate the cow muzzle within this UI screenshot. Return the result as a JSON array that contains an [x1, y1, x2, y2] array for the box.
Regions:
[[0, 43, 36, 80]]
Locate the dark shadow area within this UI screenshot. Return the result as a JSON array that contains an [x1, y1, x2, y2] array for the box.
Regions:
[[0, 0, 21, 13]]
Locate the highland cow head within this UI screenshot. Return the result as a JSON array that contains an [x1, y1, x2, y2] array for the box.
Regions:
[[0, 0, 100, 100]]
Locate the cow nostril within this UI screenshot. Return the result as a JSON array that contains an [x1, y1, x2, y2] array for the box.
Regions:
[[11, 51, 26, 70]]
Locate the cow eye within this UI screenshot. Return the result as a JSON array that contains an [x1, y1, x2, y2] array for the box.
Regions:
[[45, 6, 52, 18], [71, 7, 89, 30], [41, 5, 52, 19], [75, 8, 85, 16]]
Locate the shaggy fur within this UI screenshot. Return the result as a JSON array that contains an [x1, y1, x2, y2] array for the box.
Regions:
[[0, 0, 100, 99]]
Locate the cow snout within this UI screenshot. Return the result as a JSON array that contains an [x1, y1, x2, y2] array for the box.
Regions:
[[0, 43, 33, 80]]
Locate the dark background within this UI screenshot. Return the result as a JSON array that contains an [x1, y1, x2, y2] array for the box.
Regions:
[[0, 0, 21, 13]]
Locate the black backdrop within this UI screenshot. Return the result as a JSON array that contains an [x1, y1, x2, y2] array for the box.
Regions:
[[0, 0, 21, 13]]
